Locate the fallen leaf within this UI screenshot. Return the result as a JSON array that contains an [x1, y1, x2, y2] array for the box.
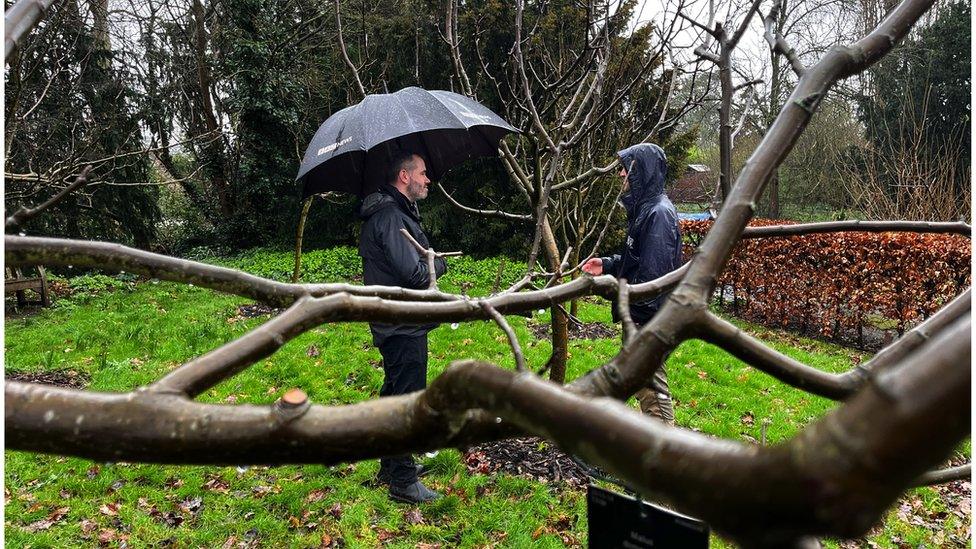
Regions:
[[98, 528, 118, 545], [178, 496, 203, 516], [202, 476, 230, 493], [532, 525, 547, 539], [306, 344, 320, 357], [376, 528, 395, 541], [221, 535, 238, 549], [741, 412, 755, 426], [288, 515, 301, 529], [59, 489, 71, 499], [404, 508, 424, 525], [320, 533, 333, 547], [305, 489, 330, 503], [80, 519, 98, 535], [48, 507, 70, 521], [23, 506, 70, 532], [99, 503, 120, 516], [160, 511, 184, 528], [87, 465, 101, 479], [328, 503, 343, 519], [416, 543, 441, 549]]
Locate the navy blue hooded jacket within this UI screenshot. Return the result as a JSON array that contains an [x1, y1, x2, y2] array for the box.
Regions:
[[600, 143, 683, 325], [359, 184, 447, 345]]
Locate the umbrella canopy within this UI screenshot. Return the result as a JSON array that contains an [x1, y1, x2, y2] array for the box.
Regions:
[[296, 87, 518, 199]]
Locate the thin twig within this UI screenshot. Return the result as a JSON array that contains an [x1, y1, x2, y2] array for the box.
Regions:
[[436, 183, 532, 221], [479, 301, 526, 372], [6, 166, 93, 232], [335, 0, 366, 98], [617, 278, 637, 344]]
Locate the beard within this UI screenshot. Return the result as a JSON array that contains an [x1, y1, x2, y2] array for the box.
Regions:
[[407, 179, 429, 201]]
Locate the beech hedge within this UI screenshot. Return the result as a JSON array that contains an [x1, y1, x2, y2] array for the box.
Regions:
[[680, 219, 971, 346]]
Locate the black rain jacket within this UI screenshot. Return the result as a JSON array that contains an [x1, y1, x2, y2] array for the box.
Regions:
[[601, 143, 683, 326], [358, 184, 447, 345]]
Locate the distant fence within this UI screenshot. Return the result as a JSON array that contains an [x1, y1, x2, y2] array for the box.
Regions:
[[680, 219, 972, 349]]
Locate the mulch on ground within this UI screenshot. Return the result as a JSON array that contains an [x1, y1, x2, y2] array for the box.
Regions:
[[6, 369, 91, 389], [236, 304, 284, 318], [463, 437, 594, 489], [528, 321, 619, 341]]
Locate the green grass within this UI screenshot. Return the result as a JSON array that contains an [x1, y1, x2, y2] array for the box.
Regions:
[[4, 250, 969, 548]]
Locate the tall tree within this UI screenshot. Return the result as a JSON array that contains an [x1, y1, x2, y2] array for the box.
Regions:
[[856, 0, 971, 210]]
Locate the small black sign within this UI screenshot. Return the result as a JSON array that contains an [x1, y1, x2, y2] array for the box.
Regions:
[[587, 484, 709, 548]]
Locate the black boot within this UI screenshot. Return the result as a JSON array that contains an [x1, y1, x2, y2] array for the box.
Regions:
[[389, 480, 441, 504]]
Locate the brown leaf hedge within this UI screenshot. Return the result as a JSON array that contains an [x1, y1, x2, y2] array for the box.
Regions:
[[680, 219, 971, 346]]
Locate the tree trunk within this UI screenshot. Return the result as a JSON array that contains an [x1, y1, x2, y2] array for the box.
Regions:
[[88, 0, 111, 70], [719, 48, 733, 202], [541, 217, 568, 384], [191, 0, 232, 217], [292, 196, 314, 283], [765, 10, 785, 219]]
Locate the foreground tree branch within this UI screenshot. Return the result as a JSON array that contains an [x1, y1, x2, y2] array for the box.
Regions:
[[8, 314, 969, 546]]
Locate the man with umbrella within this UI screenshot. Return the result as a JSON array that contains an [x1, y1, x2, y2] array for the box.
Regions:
[[359, 150, 446, 503], [296, 86, 518, 503]]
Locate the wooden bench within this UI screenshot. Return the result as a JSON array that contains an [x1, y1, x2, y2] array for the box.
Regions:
[[5, 266, 51, 308]]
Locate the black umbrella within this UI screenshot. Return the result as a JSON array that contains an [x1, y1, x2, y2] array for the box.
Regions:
[[296, 87, 518, 199]]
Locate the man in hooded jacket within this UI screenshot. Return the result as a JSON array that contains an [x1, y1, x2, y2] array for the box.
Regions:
[[582, 143, 683, 425], [359, 151, 446, 503]]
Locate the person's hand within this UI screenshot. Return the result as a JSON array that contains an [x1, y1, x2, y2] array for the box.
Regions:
[[582, 257, 603, 276]]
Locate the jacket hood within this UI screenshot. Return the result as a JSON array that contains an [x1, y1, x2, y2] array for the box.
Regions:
[[359, 184, 421, 222], [358, 191, 396, 219], [618, 143, 667, 212]]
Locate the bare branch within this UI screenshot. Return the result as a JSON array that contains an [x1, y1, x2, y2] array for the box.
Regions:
[[6, 166, 93, 232], [513, 0, 557, 153], [741, 220, 971, 238], [479, 301, 526, 372], [617, 279, 637, 344], [697, 311, 858, 400], [4, 0, 57, 60], [436, 183, 532, 221], [677, 10, 719, 38], [551, 159, 618, 191], [335, 0, 367, 98], [729, 0, 763, 48], [763, 0, 807, 77]]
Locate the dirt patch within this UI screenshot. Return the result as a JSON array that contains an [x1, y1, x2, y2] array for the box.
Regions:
[[528, 321, 619, 341], [235, 304, 284, 318], [6, 369, 90, 389], [463, 437, 593, 488]]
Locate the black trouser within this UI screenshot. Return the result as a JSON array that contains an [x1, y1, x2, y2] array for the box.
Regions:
[[377, 334, 428, 487]]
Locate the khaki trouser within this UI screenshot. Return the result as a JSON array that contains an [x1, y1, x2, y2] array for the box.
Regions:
[[635, 365, 674, 426]]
